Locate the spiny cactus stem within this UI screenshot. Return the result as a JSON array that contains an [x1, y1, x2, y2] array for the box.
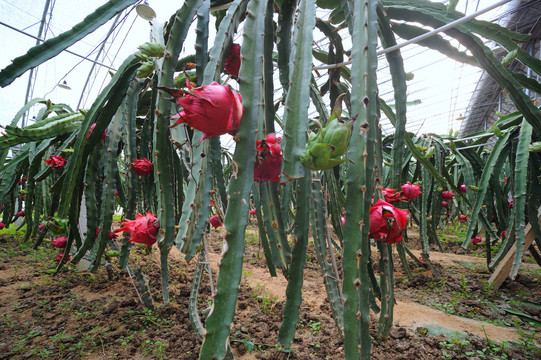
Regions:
[[199, 0, 263, 357], [202, 234, 215, 296], [509, 119, 532, 279], [155, 0, 203, 305]]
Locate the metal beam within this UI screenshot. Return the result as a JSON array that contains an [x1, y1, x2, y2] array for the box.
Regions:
[[0, 21, 118, 71], [22, 0, 51, 127], [77, 13, 122, 109], [313, 0, 513, 71]]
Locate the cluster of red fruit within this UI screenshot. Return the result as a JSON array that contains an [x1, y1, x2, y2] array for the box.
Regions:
[[369, 182, 422, 244]]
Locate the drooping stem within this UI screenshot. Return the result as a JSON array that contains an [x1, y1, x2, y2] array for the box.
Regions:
[[510, 119, 532, 279], [154, 0, 203, 304]]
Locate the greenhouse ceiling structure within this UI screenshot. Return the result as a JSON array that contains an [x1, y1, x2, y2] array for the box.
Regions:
[[0, 0, 536, 139]]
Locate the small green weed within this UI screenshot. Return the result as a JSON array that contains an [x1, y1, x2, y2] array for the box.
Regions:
[[249, 283, 278, 315], [307, 319, 321, 335], [141, 339, 169, 359]]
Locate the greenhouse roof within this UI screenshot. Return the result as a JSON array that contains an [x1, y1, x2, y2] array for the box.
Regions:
[[459, 0, 541, 137], [0, 0, 535, 139]]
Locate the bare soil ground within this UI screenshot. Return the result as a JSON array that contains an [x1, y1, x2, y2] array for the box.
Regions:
[[0, 224, 539, 360]]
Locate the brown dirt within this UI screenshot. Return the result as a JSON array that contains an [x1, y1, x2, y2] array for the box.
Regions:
[[0, 225, 539, 360]]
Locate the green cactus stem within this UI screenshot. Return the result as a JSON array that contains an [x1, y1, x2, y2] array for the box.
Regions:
[[0, 98, 46, 165], [183, 145, 213, 261], [281, 0, 315, 181], [154, 0, 203, 305], [463, 132, 511, 248], [278, 171, 310, 347], [263, 0, 275, 134], [189, 251, 206, 339], [253, 184, 277, 276], [71, 142, 103, 265], [118, 79, 142, 269], [420, 165, 440, 277], [199, 0, 264, 356], [57, 55, 139, 218], [510, 120, 532, 279], [195, 0, 209, 83], [211, 137, 228, 213], [91, 109, 123, 272], [22, 143, 50, 243], [133, 267, 155, 309], [264, 182, 292, 273], [0, 145, 30, 206], [342, 0, 378, 357], [310, 174, 344, 333], [260, 183, 287, 271], [0, 112, 83, 150], [276, 0, 297, 93]]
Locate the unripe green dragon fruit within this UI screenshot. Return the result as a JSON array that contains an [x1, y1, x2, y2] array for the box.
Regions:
[[105, 250, 120, 257], [528, 141, 541, 152], [138, 42, 166, 58], [490, 124, 503, 137], [174, 71, 197, 88], [134, 52, 151, 62], [61, 148, 74, 156], [321, 116, 354, 157], [47, 215, 69, 235], [300, 94, 354, 170], [501, 49, 518, 67], [136, 61, 155, 78]]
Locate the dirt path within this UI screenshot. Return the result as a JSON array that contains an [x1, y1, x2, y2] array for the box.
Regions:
[[2, 229, 537, 360], [408, 249, 538, 269], [393, 301, 519, 342], [204, 241, 521, 345], [409, 249, 487, 265]]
